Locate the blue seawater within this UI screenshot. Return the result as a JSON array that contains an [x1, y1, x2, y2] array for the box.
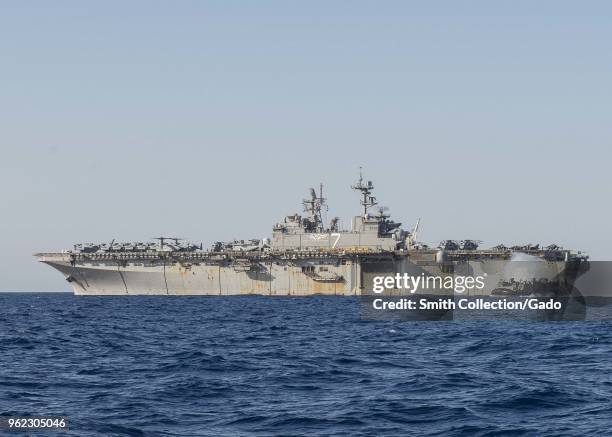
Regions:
[[1, 293, 612, 436]]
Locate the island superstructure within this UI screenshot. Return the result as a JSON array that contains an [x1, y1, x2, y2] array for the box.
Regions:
[[36, 172, 588, 296]]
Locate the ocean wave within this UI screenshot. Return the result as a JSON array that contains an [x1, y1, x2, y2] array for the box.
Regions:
[[1, 294, 611, 436]]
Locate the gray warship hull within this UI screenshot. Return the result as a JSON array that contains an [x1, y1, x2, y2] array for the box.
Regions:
[[37, 249, 578, 296]]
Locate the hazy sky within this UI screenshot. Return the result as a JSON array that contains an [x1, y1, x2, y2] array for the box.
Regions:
[[1, 1, 611, 291]]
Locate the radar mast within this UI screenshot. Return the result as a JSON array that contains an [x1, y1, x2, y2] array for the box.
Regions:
[[302, 183, 327, 232], [351, 167, 377, 216]]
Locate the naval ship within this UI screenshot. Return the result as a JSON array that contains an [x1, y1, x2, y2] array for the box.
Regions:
[[36, 172, 588, 296]]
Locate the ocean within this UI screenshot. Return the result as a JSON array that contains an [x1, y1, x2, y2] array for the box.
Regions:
[[1, 293, 611, 436]]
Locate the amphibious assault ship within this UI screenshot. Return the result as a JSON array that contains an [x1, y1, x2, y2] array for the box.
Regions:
[[36, 172, 588, 296]]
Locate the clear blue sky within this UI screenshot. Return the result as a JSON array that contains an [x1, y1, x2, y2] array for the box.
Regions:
[[1, 1, 611, 290]]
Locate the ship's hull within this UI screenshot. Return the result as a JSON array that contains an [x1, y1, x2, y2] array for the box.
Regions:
[[39, 252, 579, 297], [41, 258, 361, 296]]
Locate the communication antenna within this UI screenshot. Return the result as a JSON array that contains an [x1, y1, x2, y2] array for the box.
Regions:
[[302, 183, 327, 232], [351, 167, 377, 216]]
